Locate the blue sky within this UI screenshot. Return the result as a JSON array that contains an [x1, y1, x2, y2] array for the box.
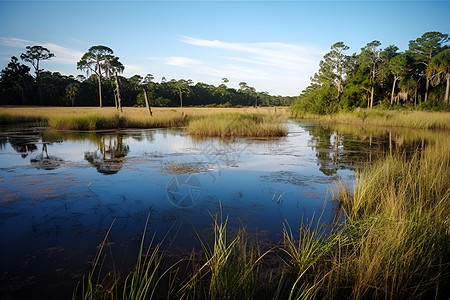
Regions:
[[0, 1, 449, 96]]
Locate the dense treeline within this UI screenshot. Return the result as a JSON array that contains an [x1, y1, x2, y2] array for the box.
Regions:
[[291, 31, 450, 115], [0, 46, 295, 107]]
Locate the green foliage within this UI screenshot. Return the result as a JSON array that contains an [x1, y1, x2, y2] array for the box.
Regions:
[[290, 84, 338, 116]]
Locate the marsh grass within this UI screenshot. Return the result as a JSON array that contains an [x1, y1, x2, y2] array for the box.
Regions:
[[188, 113, 287, 137], [292, 108, 450, 130], [327, 137, 450, 299], [0, 107, 287, 134], [73, 215, 173, 300], [180, 213, 263, 300], [0, 112, 45, 125], [72, 220, 118, 300]]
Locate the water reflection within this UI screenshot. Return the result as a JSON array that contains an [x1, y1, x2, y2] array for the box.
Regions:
[[304, 123, 431, 176], [84, 135, 130, 175], [30, 143, 63, 170], [0, 122, 445, 299]]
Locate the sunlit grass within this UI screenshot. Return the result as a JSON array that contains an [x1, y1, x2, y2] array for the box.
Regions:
[[292, 108, 450, 130], [0, 107, 288, 135], [188, 113, 287, 137]]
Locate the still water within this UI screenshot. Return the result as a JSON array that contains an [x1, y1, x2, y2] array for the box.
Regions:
[[0, 121, 426, 298]]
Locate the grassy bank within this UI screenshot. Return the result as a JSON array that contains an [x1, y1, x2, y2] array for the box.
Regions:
[[188, 113, 287, 137], [0, 107, 286, 135], [292, 108, 450, 130], [73, 137, 450, 299]]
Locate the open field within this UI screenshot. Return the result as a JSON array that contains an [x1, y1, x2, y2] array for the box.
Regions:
[[292, 108, 450, 130]]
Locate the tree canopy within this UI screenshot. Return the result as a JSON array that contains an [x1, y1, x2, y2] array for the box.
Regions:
[[291, 31, 450, 115]]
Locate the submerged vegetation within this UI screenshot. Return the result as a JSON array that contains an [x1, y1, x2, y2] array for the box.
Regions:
[[73, 137, 450, 299]]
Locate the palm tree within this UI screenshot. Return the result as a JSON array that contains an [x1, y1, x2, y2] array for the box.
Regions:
[[427, 49, 450, 102]]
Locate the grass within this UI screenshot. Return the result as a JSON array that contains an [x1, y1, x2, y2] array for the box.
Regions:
[[72, 215, 170, 300], [327, 137, 450, 299], [0, 107, 287, 136], [187, 113, 287, 137], [292, 108, 450, 130]]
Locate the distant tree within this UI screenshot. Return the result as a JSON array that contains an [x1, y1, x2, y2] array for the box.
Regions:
[[222, 77, 229, 84], [389, 53, 411, 104], [409, 31, 449, 102], [65, 82, 80, 106], [0, 56, 33, 105], [359, 40, 383, 108], [143, 74, 154, 85], [77, 45, 114, 108], [316, 42, 349, 100], [427, 49, 450, 102], [173, 79, 192, 107], [20, 45, 55, 105]]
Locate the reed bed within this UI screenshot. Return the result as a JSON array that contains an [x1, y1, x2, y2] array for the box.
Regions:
[[188, 113, 287, 137], [327, 137, 450, 299], [292, 108, 450, 130], [0, 107, 287, 134]]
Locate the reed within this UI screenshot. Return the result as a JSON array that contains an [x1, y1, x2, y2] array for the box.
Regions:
[[188, 113, 287, 137], [72, 220, 118, 300], [0, 112, 45, 125], [292, 108, 450, 130], [0, 107, 287, 133], [180, 213, 261, 300], [327, 137, 450, 299], [122, 215, 163, 300]]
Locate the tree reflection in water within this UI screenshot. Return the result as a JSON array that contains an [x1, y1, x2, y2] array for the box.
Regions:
[[84, 134, 130, 175], [30, 143, 63, 170]]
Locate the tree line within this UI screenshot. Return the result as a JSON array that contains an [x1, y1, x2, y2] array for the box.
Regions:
[[291, 31, 450, 115], [0, 45, 295, 108]]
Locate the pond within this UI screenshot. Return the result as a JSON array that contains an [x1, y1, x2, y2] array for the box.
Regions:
[[0, 121, 433, 299]]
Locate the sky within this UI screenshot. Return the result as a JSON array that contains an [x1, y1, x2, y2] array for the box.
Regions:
[[0, 1, 449, 96]]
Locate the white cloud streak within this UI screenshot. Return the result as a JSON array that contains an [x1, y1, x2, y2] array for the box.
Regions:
[[179, 36, 323, 71], [158, 36, 324, 94], [0, 37, 83, 65]]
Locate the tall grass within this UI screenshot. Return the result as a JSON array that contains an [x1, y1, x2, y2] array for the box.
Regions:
[[0, 107, 287, 134], [188, 113, 287, 137], [327, 138, 450, 299], [73, 215, 169, 300], [0, 112, 46, 125], [72, 220, 117, 300], [180, 213, 262, 299], [292, 108, 450, 130]]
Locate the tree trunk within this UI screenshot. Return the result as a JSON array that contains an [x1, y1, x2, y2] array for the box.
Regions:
[[143, 89, 152, 116], [98, 73, 103, 108], [370, 86, 374, 108], [390, 76, 398, 105], [114, 73, 122, 114], [445, 73, 449, 103], [424, 76, 430, 102], [179, 90, 183, 107]]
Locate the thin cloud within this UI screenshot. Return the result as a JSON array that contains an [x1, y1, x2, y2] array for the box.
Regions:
[[164, 56, 272, 81], [179, 36, 324, 70], [0, 37, 83, 65]]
